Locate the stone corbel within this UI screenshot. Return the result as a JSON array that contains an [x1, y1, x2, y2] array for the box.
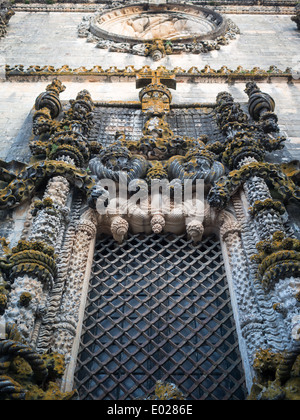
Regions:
[[110, 215, 129, 243], [186, 220, 204, 243]]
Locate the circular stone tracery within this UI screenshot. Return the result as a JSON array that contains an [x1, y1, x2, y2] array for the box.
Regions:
[[84, 2, 239, 59], [91, 3, 226, 43]]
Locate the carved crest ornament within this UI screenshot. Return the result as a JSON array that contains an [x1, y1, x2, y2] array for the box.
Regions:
[[0, 61, 300, 398], [78, 2, 240, 61]]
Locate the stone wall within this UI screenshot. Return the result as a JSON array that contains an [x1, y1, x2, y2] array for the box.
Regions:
[[0, 11, 300, 159], [0, 12, 299, 69]]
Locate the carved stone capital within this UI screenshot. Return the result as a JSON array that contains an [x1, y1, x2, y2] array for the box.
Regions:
[[217, 211, 242, 242], [77, 219, 97, 240]]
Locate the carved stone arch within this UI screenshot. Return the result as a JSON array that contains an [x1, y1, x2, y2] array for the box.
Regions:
[[61, 203, 256, 394]]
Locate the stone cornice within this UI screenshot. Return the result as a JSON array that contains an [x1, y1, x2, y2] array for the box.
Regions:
[[4, 64, 300, 83], [11, 2, 298, 15]]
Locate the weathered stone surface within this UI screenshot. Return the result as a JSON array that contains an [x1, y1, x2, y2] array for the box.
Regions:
[[0, 12, 300, 69]]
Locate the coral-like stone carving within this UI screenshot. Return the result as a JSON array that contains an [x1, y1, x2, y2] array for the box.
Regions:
[[0, 2, 14, 39], [245, 82, 279, 133], [204, 85, 300, 392], [0, 322, 74, 400], [208, 162, 300, 210], [168, 147, 225, 185], [0, 160, 95, 210], [33, 86, 95, 168], [251, 232, 300, 290], [292, 4, 300, 30], [89, 143, 149, 183], [34, 78, 66, 120], [51, 210, 97, 358]]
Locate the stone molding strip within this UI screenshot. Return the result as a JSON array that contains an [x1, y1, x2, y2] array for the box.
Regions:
[[4, 64, 300, 83], [11, 3, 297, 15]]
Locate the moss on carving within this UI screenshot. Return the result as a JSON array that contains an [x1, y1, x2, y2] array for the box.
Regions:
[[144, 380, 185, 400], [41, 353, 66, 381], [249, 198, 286, 217], [208, 162, 300, 209], [251, 231, 300, 289], [0, 239, 57, 285], [248, 349, 300, 400], [0, 323, 75, 400], [0, 292, 7, 313], [19, 292, 32, 308], [0, 159, 95, 210], [146, 161, 169, 183], [24, 381, 75, 401]]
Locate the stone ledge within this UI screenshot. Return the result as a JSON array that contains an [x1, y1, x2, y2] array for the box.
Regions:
[[11, 2, 297, 14], [4, 64, 300, 84]]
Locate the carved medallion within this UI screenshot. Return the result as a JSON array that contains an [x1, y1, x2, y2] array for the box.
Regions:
[[79, 2, 240, 61]]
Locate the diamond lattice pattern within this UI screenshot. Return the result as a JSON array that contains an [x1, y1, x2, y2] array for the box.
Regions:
[[75, 234, 247, 400]]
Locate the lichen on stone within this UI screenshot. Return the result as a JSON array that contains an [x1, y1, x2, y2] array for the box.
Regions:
[[143, 380, 185, 400]]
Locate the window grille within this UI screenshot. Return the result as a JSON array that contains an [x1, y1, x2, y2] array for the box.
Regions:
[[88, 107, 225, 147], [75, 234, 247, 400]]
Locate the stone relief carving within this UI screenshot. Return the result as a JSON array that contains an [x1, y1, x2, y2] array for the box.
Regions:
[[78, 2, 240, 61], [0, 70, 300, 399], [99, 13, 217, 40]]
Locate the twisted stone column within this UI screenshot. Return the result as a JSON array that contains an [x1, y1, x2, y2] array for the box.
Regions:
[[239, 158, 285, 241], [211, 89, 300, 372], [4, 177, 70, 345], [52, 212, 97, 358]]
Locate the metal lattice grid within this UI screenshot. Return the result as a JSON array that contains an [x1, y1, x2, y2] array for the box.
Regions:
[[88, 106, 225, 147], [74, 234, 247, 400]]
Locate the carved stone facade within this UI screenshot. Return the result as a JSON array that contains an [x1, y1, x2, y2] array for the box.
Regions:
[[0, 0, 300, 401]]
